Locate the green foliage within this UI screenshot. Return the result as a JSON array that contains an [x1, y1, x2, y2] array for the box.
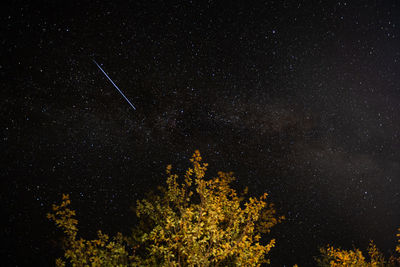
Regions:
[[48, 150, 283, 266]]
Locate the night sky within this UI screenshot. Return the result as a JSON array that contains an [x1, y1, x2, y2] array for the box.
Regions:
[[2, 1, 400, 266]]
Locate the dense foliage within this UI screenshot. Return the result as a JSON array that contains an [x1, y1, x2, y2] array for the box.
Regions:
[[316, 231, 400, 266], [48, 150, 283, 266], [47, 194, 129, 266]]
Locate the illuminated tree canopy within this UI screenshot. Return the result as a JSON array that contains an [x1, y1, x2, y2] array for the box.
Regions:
[[48, 150, 283, 266]]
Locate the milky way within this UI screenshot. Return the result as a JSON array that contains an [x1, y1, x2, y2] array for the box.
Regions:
[[2, 1, 400, 266]]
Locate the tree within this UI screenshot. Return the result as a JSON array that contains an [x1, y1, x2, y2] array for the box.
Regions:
[[316, 229, 400, 267], [47, 194, 129, 266], [47, 150, 284, 266]]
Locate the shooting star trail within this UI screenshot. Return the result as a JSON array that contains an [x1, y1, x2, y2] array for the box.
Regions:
[[92, 59, 136, 110]]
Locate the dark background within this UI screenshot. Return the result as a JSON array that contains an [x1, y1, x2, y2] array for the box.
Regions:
[[2, 1, 400, 266]]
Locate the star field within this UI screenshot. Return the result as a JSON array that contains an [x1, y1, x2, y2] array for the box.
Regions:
[[2, 1, 400, 266]]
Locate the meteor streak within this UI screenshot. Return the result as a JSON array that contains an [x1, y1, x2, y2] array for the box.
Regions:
[[92, 59, 136, 110]]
